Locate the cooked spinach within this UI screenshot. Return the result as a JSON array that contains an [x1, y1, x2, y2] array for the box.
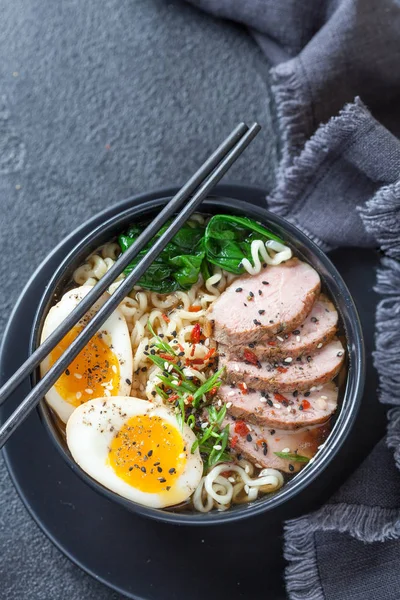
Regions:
[[118, 214, 284, 292], [204, 215, 284, 274], [118, 220, 206, 293]]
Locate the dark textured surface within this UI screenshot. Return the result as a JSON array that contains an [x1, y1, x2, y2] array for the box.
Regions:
[[0, 1, 278, 599]]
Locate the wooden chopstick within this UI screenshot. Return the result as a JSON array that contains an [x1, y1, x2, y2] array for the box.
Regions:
[[0, 122, 260, 448]]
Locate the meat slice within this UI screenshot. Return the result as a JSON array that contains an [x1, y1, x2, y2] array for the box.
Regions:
[[207, 258, 320, 346], [219, 382, 338, 429], [219, 294, 337, 361], [220, 339, 345, 393], [226, 414, 329, 473]]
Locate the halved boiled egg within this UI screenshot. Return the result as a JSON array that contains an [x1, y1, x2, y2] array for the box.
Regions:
[[40, 286, 133, 424], [66, 396, 203, 508]]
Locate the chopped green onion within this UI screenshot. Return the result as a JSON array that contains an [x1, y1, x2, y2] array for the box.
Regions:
[[274, 452, 310, 463]]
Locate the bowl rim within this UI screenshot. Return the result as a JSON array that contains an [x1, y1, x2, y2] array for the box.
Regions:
[[30, 193, 365, 525]]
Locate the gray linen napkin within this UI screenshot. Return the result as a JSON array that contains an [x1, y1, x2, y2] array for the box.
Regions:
[[183, 1, 400, 598]]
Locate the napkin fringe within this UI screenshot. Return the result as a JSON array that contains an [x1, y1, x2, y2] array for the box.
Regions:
[[271, 59, 311, 173], [268, 95, 370, 251], [359, 182, 400, 457], [285, 504, 400, 600]]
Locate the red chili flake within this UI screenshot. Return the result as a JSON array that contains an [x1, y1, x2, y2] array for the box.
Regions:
[[243, 348, 259, 365], [162, 314, 170, 323], [159, 353, 175, 361], [178, 344, 185, 352], [267, 341, 276, 346], [191, 323, 201, 344], [187, 395, 194, 404], [190, 344, 196, 357], [221, 469, 233, 476], [274, 393, 287, 403], [188, 305, 202, 312], [191, 358, 204, 365], [168, 394, 179, 403], [234, 421, 250, 438], [276, 366, 288, 373], [209, 387, 218, 396], [238, 382, 248, 395], [302, 399, 311, 410], [204, 347, 216, 361], [230, 435, 239, 449], [256, 439, 264, 446]]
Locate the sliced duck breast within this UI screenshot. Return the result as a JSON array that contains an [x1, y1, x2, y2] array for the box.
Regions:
[[207, 258, 320, 346], [219, 294, 337, 361], [225, 414, 329, 473], [220, 339, 345, 393], [219, 382, 337, 429]]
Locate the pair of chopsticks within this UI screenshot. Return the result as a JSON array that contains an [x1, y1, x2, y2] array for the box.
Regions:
[[0, 122, 261, 448]]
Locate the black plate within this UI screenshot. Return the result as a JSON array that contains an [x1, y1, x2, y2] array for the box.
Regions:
[[0, 185, 386, 600]]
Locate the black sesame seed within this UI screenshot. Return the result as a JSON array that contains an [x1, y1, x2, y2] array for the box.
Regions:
[[158, 477, 166, 483], [311, 317, 318, 323], [65, 369, 70, 376], [235, 287, 243, 293], [299, 404, 304, 411], [248, 343, 255, 348], [169, 468, 176, 474], [269, 320, 274, 324], [258, 310, 265, 315], [249, 291, 254, 297], [262, 281, 269, 285], [151, 390, 156, 397], [129, 466, 133, 471], [269, 429, 276, 435], [145, 345, 149, 351], [141, 467, 146, 473], [159, 333, 164, 338], [262, 442, 268, 455], [157, 466, 163, 473], [150, 349, 156, 355], [154, 462, 160, 466], [307, 356, 312, 363], [292, 330, 300, 335], [246, 434, 253, 442], [292, 390, 298, 397], [304, 391, 311, 397], [267, 399, 273, 407], [337, 351, 344, 357], [244, 303, 247, 307], [258, 290, 262, 296], [253, 319, 262, 326], [147, 450, 153, 457], [288, 464, 295, 472], [237, 453, 243, 461], [172, 330, 177, 337], [166, 486, 171, 491], [141, 367, 148, 372]]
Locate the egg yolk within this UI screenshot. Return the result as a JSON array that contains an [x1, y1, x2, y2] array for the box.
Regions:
[[108, 415, 186, 493], [50, 325, 120, 406]]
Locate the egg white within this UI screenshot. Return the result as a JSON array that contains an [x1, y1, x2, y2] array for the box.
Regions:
[[40, 286, 133, 423], [66, 396, 203, 508]]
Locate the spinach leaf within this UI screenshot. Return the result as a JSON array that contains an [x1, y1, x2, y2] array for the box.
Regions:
[[204, 215, 284, 274], [118, 219, 206, 293], [118, 214, 285, 292]]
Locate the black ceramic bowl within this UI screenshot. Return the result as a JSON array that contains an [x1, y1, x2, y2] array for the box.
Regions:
[[31, 194, 365, 525]]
